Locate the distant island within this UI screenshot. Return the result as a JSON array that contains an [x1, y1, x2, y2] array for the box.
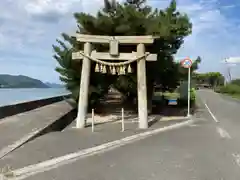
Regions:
[[0, 74, 63, 88], [44, 82, 64, 88]]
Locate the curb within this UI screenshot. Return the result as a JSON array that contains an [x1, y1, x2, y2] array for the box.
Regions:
[[4, 118, 194, 179], [159, 116, 188, 121]]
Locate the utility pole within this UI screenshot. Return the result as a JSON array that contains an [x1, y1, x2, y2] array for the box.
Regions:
[[224, 58, 232, 83]]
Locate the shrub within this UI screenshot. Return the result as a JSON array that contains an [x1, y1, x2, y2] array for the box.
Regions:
[[179, 88, 196, 100], [190, 88, 196, 101], [177, 88, 196, 107], [218, 84, 240, 94], [231, 79, 240, 86]]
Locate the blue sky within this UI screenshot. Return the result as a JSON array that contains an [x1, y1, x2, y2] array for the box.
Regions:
[[0, 0, 240, 83]]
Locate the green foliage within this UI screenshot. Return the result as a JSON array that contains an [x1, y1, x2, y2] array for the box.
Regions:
[[190, 88, 196, 101], [53, 40, 80, 101], [231, 79, 240, 86], [194, 72, 225, 87], [218, 84, 240, 94], [177, 88, 196, 107], [217, 79, 240, 97], [53, 0, 193, 107]]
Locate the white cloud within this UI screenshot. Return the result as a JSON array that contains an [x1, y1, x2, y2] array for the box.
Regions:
[[225, 57, 240, 63], [222, 5, 236, 9], [157, 0, 240, 79], [79, 0, 104, 14], [24, 0, 79, 15]]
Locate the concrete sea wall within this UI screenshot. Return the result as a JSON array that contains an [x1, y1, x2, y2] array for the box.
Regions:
[[0, 94, 71, 119]]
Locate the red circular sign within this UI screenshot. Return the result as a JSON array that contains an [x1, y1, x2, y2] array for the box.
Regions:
[[181, 58, 192, 68]]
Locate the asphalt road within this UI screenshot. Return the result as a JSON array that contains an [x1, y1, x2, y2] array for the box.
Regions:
[[23, 90, 240, 180]]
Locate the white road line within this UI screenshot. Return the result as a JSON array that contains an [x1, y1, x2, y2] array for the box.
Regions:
[[232, 154, 240, 167], [204, 103, 219, 123], [216, 127, 231, 139]]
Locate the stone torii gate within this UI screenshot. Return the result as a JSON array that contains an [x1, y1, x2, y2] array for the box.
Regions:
[[72, 34, 157, 129]]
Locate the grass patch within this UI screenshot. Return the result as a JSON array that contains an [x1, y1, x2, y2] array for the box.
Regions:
[[222, 93, 240, 100], [153, 91, 180, 100], [231, 94, 240, 99], [153, 91, 162, 97], [163, 92, 180, 99], [215, 84, 240, 100]]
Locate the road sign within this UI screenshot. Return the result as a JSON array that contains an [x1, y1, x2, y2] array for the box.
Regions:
[[168, 99, 177, 105], [181, 58, 192, 68], [180, 58, 192, 117]]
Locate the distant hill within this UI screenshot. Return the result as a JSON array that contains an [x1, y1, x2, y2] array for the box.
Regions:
[[0, 74, 49, 88], [45, 82, 64, 88]]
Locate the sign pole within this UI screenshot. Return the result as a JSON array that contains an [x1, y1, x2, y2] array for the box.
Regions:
[[180, 58, 192, 118], [187, 67, 191, 117]]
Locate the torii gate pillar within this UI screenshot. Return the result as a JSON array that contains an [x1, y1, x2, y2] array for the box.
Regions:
[[76, 42, 92, 128], [137, 43, 148, 129]]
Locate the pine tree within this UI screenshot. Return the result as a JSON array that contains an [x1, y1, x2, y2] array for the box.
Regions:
[[53, 0, 192, 109]]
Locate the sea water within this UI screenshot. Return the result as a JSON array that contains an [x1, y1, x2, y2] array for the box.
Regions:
[[0, 88, 70, 107]]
